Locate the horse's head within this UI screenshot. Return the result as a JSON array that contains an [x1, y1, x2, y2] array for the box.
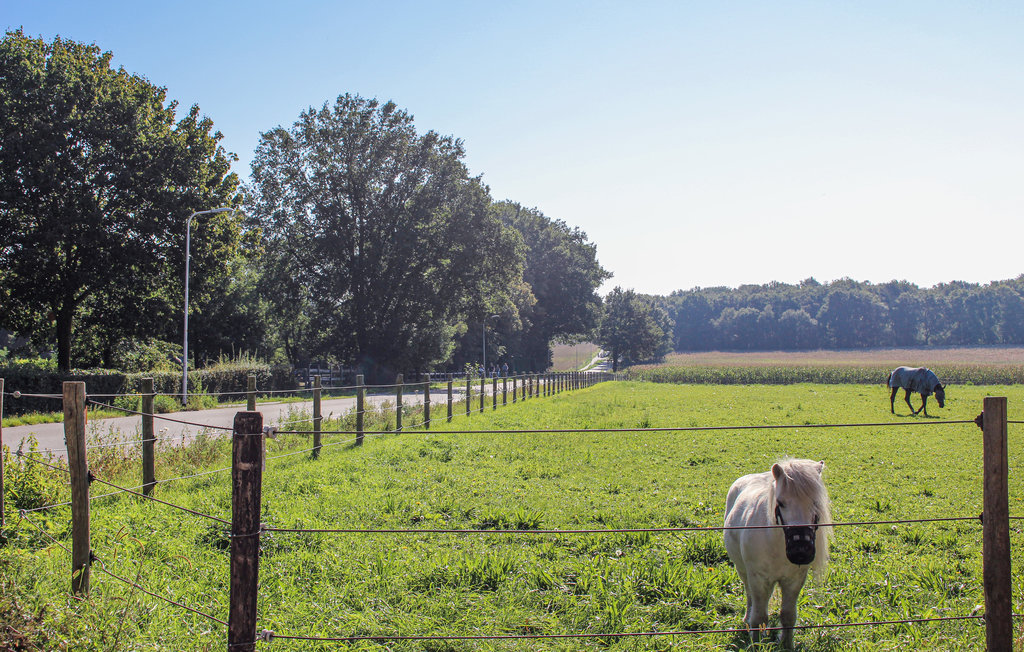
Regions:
[[934, 383, 945, 408], [772, 460, 825, 566]]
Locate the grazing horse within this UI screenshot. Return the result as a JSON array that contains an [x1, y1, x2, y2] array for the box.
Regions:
[[888, 366, 945, 417], [724, 458, 832, 649]]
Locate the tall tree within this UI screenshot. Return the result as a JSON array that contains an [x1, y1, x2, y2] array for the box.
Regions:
[[247, 94, 524, 380], [490, 201, 610, 370], [0, 30, 241, 370], [598, 287, 673, 371]]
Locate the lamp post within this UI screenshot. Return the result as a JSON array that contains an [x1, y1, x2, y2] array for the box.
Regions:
[[482, 314, 499, 378], [182, 207, 233, 405]]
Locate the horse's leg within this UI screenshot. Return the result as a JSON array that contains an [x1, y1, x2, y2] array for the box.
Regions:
[[744, 575, 773, 644], [778, 573, 808, 649], [890, 386, 898, 413], [920, 394, 929, 417], [904, 389, 916, 414]]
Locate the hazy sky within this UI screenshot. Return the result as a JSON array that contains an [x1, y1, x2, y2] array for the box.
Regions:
[[6, 1, 1023, 295]]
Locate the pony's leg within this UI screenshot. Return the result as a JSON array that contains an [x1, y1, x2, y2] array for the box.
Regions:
[[889, 386, 898, 413], [777, 573, 808, 649], [744, 576, 773, 643], [904, 389, 916, 414], [920, 394, 929, 417]]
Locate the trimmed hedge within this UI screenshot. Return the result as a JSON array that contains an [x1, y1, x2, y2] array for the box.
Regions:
[[0, 364, 297, 416]]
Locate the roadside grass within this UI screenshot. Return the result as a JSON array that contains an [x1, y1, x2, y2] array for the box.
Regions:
[[2, 381, 1023, 649]]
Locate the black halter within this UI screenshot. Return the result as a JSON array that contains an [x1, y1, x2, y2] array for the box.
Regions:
[[775, 503, 819, 537]]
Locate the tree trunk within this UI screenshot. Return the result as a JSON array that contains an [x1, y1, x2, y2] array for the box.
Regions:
[[55, 306, 74, 372]]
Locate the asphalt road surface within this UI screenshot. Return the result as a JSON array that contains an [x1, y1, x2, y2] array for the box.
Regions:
[[3, 388, 454, 458]]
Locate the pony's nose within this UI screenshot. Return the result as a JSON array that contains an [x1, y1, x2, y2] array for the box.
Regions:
[[785, 528, 816, 565]]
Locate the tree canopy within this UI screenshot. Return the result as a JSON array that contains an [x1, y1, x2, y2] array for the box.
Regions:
[[663, 276, 1024, 352], [247, 94, 524, 380], [598, 287, 673, 371], [487, 201, 610, 371], [0, 30, 242, 370]]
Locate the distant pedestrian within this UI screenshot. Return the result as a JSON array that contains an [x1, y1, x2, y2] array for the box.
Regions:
[[502, 362, 509, 377]]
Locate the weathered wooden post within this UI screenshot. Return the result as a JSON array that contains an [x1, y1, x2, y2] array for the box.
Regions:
[[312, 375, 322, 459], [142, 378, 155, 496], [228, 410, 264, 652], [466, 376, 472, 417], [512, 376, 518, 403], [356, 375, 365, 446], [502, 376, 508, 406], [395, 374, 404, 432], [64, 381, 90, 595], [479, 374, 485, 413], [447, 376, 453, 423], [247, 375, 256, 412], [424, 381, 431, 429], [980, 396, 1011, 651], [492, 376, 498, 410]]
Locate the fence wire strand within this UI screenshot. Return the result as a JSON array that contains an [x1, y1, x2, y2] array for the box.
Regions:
[[262, 515, 980, 536], [255, 613, 986, 644]]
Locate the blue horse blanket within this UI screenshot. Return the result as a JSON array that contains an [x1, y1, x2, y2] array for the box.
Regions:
[[888, 366, 941, 395]]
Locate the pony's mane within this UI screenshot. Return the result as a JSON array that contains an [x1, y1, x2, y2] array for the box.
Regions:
[[767, 457, 833, 580]]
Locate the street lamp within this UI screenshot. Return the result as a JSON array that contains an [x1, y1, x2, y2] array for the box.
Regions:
[[182, 207, 233, 405], [482, 314, 499, 377]]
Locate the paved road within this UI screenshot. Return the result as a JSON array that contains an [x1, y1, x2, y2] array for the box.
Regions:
[[1, 369, 616, 458], [3, 388, 452, 457], [2, 379, 549, 457]]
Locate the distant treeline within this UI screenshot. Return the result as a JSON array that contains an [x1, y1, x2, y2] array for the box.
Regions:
[[662, 276, 1024, 351]]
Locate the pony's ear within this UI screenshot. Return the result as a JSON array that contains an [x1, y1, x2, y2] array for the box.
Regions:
[[771, 463, 784, 481], [816, 460, 825, 475]]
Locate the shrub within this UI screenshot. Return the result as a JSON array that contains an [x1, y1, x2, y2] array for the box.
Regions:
[[2, 436, 67, 512]]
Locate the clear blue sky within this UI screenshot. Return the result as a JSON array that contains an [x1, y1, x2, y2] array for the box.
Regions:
[[6, 1, 1023, 295]]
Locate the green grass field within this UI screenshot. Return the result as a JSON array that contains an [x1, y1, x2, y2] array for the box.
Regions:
[[2, 381, 1023, 650]]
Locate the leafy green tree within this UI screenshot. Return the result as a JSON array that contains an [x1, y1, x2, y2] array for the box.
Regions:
[[0, 30, 241, 370], [816, 288, 889, 348], [598, 287, 673, 371], [247, 94, 524, 380], [489, 201, 610, 370]]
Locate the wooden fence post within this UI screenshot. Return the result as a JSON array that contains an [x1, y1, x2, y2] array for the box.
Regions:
[[228, 410, 264, 652], [396, 374, 404, 432], [492, 377, 497, 410], [512, 377, 518, 403], [356, 375, 365, 446], [502, 376, 508, 406], [142, 378, 155, 496], [479, 374, 485, 414], [1, 377, 5, 526], [64, 381, 90, 595], [981, 396, 1011, 651], [447, 376, 453, 423], [466, 377, 472, 417], [247, 375, 256, 412], [424, 381, 431, 429], [312, 375, 322, 459]]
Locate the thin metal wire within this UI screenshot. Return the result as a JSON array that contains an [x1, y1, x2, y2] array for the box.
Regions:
[[260, 613, 986, 643], [92, 557, 228, 627], [17, 512, 72, 554], [88, 474, 230, 525], [270, 419, 976, 437], [3, 392, 63, 399], [263, 515, 979, 536], [13, 451, 70, 475], [87, 400, 233, 431]]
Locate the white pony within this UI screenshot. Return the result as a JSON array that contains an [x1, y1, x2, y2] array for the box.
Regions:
[[723, 458, 832, 649]]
